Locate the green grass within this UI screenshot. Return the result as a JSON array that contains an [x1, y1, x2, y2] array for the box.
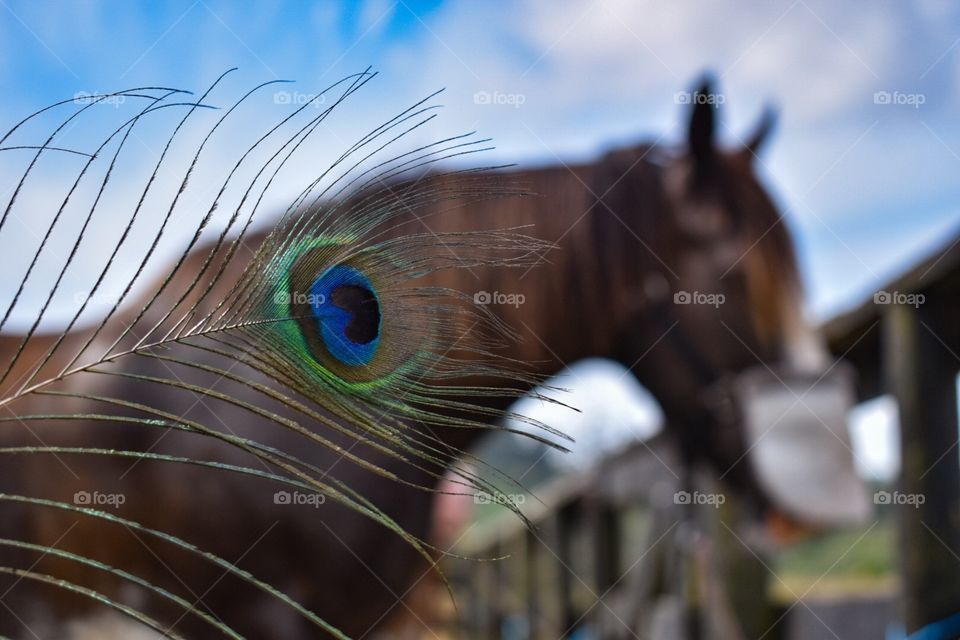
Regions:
[[772, 520, 897, 600]]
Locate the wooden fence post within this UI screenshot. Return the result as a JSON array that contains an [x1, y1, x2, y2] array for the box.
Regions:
[[885, 300, 960, 632]]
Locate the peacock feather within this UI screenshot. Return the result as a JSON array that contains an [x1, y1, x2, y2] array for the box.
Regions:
[[0, 69, 565, 637]]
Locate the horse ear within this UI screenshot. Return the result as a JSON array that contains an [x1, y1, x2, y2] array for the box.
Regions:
[[688, 76, 717, 170], [743, 105, 777, 158]]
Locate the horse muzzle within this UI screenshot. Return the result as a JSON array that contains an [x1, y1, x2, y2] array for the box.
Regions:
[[713, 361, 872, 528]]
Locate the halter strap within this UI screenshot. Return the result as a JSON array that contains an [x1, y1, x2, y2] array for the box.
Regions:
[[651, 298, 716, 386]]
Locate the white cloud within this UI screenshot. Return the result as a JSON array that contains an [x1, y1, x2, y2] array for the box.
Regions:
[[426, 0, 898, 123], [507, 358, 664, 470], [358, 0, 395, 40]]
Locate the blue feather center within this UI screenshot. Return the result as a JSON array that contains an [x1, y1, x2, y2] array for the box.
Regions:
[[308, 265, 381, 366]]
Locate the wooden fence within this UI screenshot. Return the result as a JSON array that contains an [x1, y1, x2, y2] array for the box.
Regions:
[[445, 226, 960, 639]]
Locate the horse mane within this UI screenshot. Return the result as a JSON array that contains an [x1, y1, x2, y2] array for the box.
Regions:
[[718, 152, 803, 346], [585, 143, 674, 306]]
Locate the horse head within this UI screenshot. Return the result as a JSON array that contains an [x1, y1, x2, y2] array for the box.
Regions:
[[592, 78, 842, 516]]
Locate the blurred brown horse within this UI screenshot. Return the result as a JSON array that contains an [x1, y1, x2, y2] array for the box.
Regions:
[[0, 82, 821, 638]]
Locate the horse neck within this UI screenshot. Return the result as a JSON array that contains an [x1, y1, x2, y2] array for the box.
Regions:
[[426, 165, 639, 453]]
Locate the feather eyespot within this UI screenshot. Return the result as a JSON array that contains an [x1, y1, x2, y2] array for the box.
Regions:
[[301, 265, 381, 367]]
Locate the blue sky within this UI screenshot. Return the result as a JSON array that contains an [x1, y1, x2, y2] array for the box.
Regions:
[[2, 0, 958, 318], [2, 1, 958, 480]]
